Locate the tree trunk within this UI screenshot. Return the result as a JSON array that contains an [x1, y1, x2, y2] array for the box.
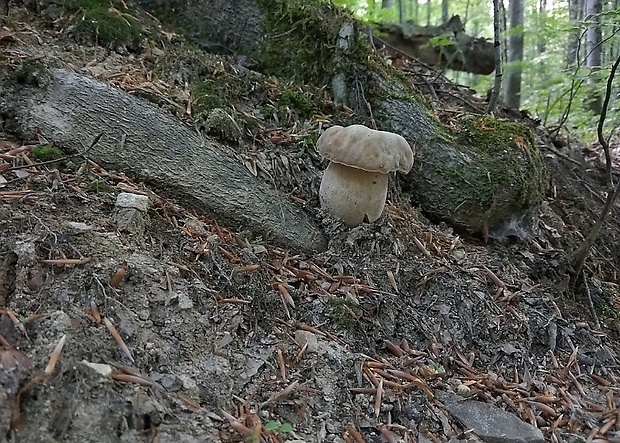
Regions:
[[376, 18, 496, 75], [537, 0, 546, 55], [441, 0, 449, 23], [536, 0, 547, 82], [567, 0, 580, 66], [585, 0, 603, 114], [0, 68, 326, 253], [426, 0, 432, 25], [505, 0, 524, 109], [382, 0, 395, 7]]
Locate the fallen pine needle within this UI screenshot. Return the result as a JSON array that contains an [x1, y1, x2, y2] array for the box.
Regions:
[[220, 410, 254, 437], [41, 258, 90, 266], [44, 334, 67, 375], [260, 380, 299, 408], [90, 300, 101, 323], [374, 378, 384, 419], [345, 425, 366, 443], [109, 262, 127, 288], [413, 236, 431, 259], [379, 427, 397, 443], [104, 317, 135, 362], [483, 265, 506, 289], [112, 371, 153, 387]]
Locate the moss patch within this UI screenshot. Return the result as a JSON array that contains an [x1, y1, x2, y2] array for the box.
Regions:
[[65, 0, 142, 48], [12, 61, 51, 87], [31, 145, 63, 162], [410, 115, 548, 236], [257, 0, 353, 84], [443, 115, 547, 230], [88, 179, 116, 193], [326, 297, 360, 330]]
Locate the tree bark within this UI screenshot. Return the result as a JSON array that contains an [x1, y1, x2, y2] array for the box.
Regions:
[[441, 0, 449, 23], [566, 0, 580, 67], [505, 0, 524, 109], [134, 0, 263, 56], [0, 68, 327, 253], [585, 0, 603, 114]]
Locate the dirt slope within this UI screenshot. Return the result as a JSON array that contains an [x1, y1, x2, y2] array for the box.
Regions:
[[1, 3, 620, 443]]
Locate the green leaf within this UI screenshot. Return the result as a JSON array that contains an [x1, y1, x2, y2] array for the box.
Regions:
[[279, 423, 294, 433], [264, 421, 279, 431]]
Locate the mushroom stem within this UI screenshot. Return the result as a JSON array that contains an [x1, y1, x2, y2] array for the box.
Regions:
[[319, 162, 389, 228]]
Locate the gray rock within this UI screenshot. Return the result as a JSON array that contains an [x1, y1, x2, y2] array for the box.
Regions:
[[113, 193, 150, 235], [295, 330, 318, 353], [438, 391, 545, 443]]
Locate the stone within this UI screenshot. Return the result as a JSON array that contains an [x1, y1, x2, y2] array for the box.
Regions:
[[438, 391, 545, 443], [81, 361, 113, 378], [295, 330, 318, 353]]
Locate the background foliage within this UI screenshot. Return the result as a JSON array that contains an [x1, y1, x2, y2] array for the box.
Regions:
[[332, 0, 620, 140]]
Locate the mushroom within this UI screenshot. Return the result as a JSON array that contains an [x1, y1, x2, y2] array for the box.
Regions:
[[317, 124, 414, 227]]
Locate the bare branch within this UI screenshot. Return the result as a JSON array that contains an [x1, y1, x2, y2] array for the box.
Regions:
[[569, 52, 620, 289]]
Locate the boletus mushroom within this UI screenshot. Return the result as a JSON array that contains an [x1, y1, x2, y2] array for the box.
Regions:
[[317, 124, 414, 227]]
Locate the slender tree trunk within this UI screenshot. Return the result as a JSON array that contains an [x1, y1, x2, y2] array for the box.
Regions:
[[505, 0, 524, 109], [566, 0, 580, 66], [537, 0, 546, 54], [399, 0, 405, 22], [426, 0, 432, 25], [536, 0, 547, 83], [487, 0, 503, 113], [441, 0, 449, 23], [412, 0, 419, 22], [383, 0, 395, 7], [585, 0, 603, 113], [464, 0, 471, 22], [368, 0, 377, 16]]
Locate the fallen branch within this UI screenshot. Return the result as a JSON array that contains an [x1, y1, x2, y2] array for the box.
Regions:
[[0, 68, 326, 253]]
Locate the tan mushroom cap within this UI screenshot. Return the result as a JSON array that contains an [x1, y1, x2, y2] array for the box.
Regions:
[[317, 125, 414, 174]]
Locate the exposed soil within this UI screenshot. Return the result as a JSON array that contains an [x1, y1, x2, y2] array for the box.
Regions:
[[1, 3, 620, 443]]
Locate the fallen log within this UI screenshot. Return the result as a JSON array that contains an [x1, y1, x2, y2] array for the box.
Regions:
[[0, 67, 327, 253]]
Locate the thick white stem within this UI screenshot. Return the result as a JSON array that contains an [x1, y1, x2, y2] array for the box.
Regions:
[[319, 162, 389, 227]]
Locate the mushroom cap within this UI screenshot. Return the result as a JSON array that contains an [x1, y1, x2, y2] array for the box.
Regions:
[[316, 124, 414, 174]]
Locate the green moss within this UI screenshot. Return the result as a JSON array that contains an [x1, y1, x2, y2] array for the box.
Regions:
[[326, 297, 360, 330], [66, 0, 142, 48], [13, 61, 50, 87], [192, 82, 224, 113], [266, 86, 321, 125], [88, 179, 116, 193], [239, 113, 263, 132], [32, 145, 63, 162], [257, 0, 352, 84], [441, 115, 547, 227], [276, 88, 318, 119], [300, 132, 319, 152]]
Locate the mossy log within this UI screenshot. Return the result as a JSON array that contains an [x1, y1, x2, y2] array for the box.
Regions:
[[0, 68, 327, 252], [375, 16, 496, 75], [140, 0, 547, 236]]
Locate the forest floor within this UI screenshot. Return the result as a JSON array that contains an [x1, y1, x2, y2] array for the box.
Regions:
[[1, 4, 620, 443]]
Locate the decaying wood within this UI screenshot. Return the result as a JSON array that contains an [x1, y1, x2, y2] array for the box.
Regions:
[[0, 68, 326, 252], [376, 16, 496, 75]]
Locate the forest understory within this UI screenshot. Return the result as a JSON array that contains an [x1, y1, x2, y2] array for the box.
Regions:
[[0, 2, 620, 443]]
